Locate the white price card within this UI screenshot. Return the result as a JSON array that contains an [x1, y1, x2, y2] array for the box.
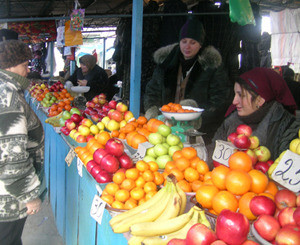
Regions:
[[131, 142, 153, 163], [271, 150, 300, 193], [95, 184, 103, 196], [90, 195, 106, 225], [65, 149, 76, 167], [212, 140, 237, 166], [77, 158, 83, 177]]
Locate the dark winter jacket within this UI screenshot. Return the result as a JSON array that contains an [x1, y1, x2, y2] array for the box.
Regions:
[[144, 43, 232, 139], [69, 65, 108, 101], [0, 69, 45, 222], [209, 101, 300, 164]]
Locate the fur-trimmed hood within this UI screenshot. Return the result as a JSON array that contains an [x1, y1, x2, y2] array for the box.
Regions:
[[153, 43, 222, 70]]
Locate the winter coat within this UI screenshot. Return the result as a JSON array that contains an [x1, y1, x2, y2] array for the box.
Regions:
[[209, 101, 300, 163], [69, 65, 108, 101], [144, 43, 232, 139], [0, 69, 45, 222]]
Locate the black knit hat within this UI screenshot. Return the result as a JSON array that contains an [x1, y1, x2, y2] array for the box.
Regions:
[[0, 40, 32, 69], [179, 16, 205, 45]]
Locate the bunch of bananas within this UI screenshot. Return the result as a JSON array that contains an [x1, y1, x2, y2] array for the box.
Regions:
[[109, 176, 211, 245], [45, 112, 63, 127]]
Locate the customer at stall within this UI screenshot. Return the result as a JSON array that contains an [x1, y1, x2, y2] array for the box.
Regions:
[[144, 16, 232, 144], [208, 67, 299, 169], [0, 40, 45, 244], [68, 54, 108, 101]]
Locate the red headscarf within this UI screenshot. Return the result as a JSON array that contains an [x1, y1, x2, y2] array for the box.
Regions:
[[225, 67, 297, 116]]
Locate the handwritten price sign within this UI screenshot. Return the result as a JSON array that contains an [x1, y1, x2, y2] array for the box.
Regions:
[[131, 142, 153, 163], [212, 140, 237, 167], [90, 195, 106, 225], [272, 150, 300, 193]]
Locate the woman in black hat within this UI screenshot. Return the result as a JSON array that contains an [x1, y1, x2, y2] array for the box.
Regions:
[[144, 17, 232, 144]]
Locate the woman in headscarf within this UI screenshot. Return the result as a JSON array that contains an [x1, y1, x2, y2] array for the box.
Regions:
[[68, 54, 108, 101], [209, 67, 299, 167]]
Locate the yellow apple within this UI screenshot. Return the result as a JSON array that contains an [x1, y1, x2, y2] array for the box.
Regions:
[[106, 119, 120, 131], [97, 121, 105, 131], [78, 125, 91, 136], [90, 125, 100, 135]]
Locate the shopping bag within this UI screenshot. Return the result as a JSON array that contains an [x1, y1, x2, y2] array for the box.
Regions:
[[229, 0, 256, 26], [64, 20, 83, 46]]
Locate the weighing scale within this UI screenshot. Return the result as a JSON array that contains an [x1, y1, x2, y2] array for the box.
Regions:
[[70, 86, 90, 110]]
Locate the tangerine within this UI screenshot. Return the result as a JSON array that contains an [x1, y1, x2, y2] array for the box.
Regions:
[[135, 176, 146, 188], [164, 161, 177, 173], [96, 131, 111, 145], [211, 165, 230, 190], [105, 183, 120, 196], [136, 160, 149, 172], [184, 167, 200, 182], [120, 178, 136, 191], [112, 171, 126, 185], [225, 170, 252, 195], [169, 168, 184, 181], [130, 187, 145, 201], [101, 194, 114, 205], [125, 168, 140, 180], [196, 160, 209, 175], [175, 157, 190, 171], [143, 181, 157, 193], [124, 199, 138, 210], [264, 180, 278, 196], [153, 171, 164, 186], [111, 200, 125, 209], [248, 169, 269, 194], [212, 190, 239, 214], [195, 185, 219, 209], [191, 180, 203, 192], [228, 151, 253, 172], [142, 170, 155, 182], [181, 147, 197, 160], [114, 189, 130, 203], [177, 179, 192, 192], [145, 190, 157, 200]]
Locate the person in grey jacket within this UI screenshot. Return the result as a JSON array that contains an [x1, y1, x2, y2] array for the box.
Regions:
[[0, 40, 45, 245], [144, 17, 232, 144]]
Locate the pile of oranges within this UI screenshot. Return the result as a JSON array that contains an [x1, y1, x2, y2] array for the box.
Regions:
[[101, 160, 165, 210], [48, 99, 73, 117], [162, 147, 210, 193], [194, 151, 278, 220], [161, 102, 197, 113]]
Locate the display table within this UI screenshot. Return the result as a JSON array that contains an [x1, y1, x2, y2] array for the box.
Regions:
[[25, 92, 127, 245]]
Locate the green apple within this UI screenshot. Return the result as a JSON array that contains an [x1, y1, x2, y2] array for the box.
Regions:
[[177, 141, 184, 149], [148, 133, 164, 145], [146, 147, 157, 158], [154, 144, 168, 156], [166, 134, 181, 146], [62, 110, 72, 120], [157, 124, 171, 137], [156, 155, 172, 169], [70, 107, 81, 115], [168, 145, 181, 157], [143, 155, 156, 162], [162, 143, 170, 149], [59, 117, 66, 127]]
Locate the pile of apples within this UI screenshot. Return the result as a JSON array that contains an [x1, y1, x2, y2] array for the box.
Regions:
[[48, 81, 64, 92], [86, 138, 134, 183], [84, 93, 109, 122], [29, 82, 48, 98], [227, 124, 274, 173]]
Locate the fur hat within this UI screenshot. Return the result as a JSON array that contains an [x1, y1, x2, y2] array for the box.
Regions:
[[0, 40, 32, 69], [179, 17, 205, 45]]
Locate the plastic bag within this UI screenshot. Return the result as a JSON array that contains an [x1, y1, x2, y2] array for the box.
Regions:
[[229, 0, 255, 26], [70, 9, 85, 31], [64, 20, 83, 46]]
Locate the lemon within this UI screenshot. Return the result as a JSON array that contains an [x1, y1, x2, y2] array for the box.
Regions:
[[289, 138, 300, 153]]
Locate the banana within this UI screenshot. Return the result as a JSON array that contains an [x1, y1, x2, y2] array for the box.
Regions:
[[45, 111, 64, 127], [198, 209, 211, 229], [130, 205, 194, 237], [111, 185, 173, 233], [128, 235, 146, 245], [175, 182, 187, 215], [142, 207, 201, 245], [109, 181, 171, 227]]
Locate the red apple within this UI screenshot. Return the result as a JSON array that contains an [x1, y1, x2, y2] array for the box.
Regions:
[[213, 160, 222, 168], [91, 114, 101, 123], [275, 189, 297, 209], [266, 159, 274, 167], [100, 154, 120, 173], [65, 119, 76, 130], [93, 148, 109, 164], [186, 223, 217, 245], [227, 132, 238, 144], [86, 160, 98, 173], [167, 239, 186, 245], [254, 161, 270, 173], [108, 100, 117, 109], [86, 135, 94, 142], [211, 240, 227, 245], [254, 146, 271, 162], [250, 195, 276, 216], [116, 102, 128, 112], [249, 135, 260, 149], [95, 170, 112, 183], [215, 209, 249, 245], [278, 207, 296, 227], [296, 195, 300, 207], [110, 110, 124, 122], [244, 149, 258, 165], [86, 101, 95, 108], [293, 206, 300, 226], [234, 134, 251, 149], [241, 241, 259, 245], [91, 165, 102, 178], [76, 135, 87, 143], [236, 124, 252, 137], [118, 153, 134, 169], [253, 214, 280, 242], [105, 138, 124, 157], [60, 126, 71, 136], [275, 225, 300, 245], [70, 113, 81, 123], [92, 96, 99, 104]]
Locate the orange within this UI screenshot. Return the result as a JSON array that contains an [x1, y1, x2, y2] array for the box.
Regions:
[[195, 185, 219, 209], [153, 171, 164, 186], [110, 130, 120, 138], [111, 200, 125, 209], [203, 171, 212, 182], [190, 156, 201, 169], [225, 170, 252, 195], [191, 180, 203, 192], [130, 187, 145, 201], [112, 171, 126, 185], [123, 123, 136, 134], [204, 179, 214, 186], [142, 170, 155, 182], [145, 190, 158, 201], [136, 160, 149, 172], [184, 167, 200, 183], [212, 190, 239, 214], [264, 180, 278, 196], [81, 153, 93, 166], [138, 198, 147, 206], [100, 194, 114, 205], [228, 151, 253, 172], [88, 142, 104, 155], [259, 192, 275, 201], [118, 132, 126, 139], [211, 165, 230, 190], [181, 147, 197, 160], [136, 116, 148, 125], [124, 199, 138, 210], [120, 178, 136, 191], [172, 150, 183, 161], [148, 161, 159, 172], [161, 105, 171, 112], [169, 168, 184, 181], [96, 131, 111, 145], [143, 181, 157, 193], [64, 104, 72, 111], [238, 192, 257, 220], [175, 157, 190, 171], [196, 160, 210, 175], [105, 183, 119, 196], [87, 138, 99, 150], [248, 169, 269, 194], [135, 176, 146, 188], [74, 146, 87, 157], [125, 168, 140, 180], [114, 189, 130, 203], [164, 161, 177, 173], [177, 179, 192, 192], [131, 134, 147, 149]]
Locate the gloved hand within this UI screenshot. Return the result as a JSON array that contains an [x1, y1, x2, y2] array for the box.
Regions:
[[145, 105, 160, 120], [179, 99, 202, 130]]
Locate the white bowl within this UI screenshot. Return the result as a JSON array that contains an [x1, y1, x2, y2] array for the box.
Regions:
[[160, 106, 204, 121], [71, 86, 90, 93]]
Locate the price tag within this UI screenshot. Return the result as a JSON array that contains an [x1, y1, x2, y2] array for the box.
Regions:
[[212, 140, 237, 166], [131, 142, 153, 163], [77, 158, 83, 177], [65, 148, 76, 167], [271, 150, 300, 193], [37, 103, 41, 110], [90, 195, 106, 225]]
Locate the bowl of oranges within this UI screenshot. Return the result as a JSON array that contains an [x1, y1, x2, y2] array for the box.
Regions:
[[160, 104, 204, 121]]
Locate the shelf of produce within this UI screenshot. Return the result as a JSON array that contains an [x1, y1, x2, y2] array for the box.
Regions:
[[25, 91, 128, 245]]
